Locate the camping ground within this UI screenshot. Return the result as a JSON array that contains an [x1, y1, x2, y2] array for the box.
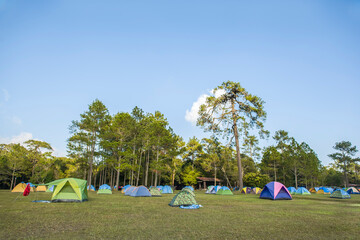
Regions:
[[1, 190, 359, 239]]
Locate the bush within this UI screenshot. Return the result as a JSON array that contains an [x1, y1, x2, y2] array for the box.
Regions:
[[243, 172, 270, 188]]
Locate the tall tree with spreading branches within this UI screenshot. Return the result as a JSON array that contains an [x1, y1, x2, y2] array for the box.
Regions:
[[197, 81, 268, 189]]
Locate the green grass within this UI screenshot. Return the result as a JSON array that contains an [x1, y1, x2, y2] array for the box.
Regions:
[[0, 190, 359, 240]]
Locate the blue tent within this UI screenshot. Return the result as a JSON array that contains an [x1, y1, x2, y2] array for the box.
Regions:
[[183, 186, 194, 191], [161, 185, 173, 194], [260, 182, 292, 200], [295, 187, 311, 195], [210, 186, 221, 194], [124, 186, 136, 196], [130, 186, 151, 197], [318, 187, 332, 194], [87, 185, 96, 191], [157, 185, 164, 191], [287, 187, 297, 194], [347, 187, 360, 194], [99, 184, 111, 190]]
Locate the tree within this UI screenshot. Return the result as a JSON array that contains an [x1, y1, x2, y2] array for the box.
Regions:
[[69, 99, 110, 188], [197, 81, 267, 189], [24, 139, 53, 179], [328, 141, 359, 187]]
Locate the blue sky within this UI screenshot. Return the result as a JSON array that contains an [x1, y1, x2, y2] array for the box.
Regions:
[[1, 0, 359, 165]]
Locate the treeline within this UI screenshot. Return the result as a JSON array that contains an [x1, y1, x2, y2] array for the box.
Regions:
[[1, 82, 359, 189]]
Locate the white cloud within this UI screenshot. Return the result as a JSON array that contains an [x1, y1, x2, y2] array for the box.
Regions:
[[185, 94, 208, 124], [185, 88, 226, 125], [0, 132, 33, 145]]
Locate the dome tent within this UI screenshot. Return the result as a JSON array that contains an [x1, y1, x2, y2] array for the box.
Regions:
[[87, 185, 96, 191], [295, 187, 311, 195], [241, 187, 252, 194], [36, 185, 47, 192], [205, 185, 214, 194], [99, 184, 111, 190], [331, 189, 351, 199], [169, 190, 197, 207], [182, 188, 195, 197], [161, 185, 173, 194], [260, 182, 292, 200], [46, 178, 88, 202], [183, 186, 194, 191], [121, 185, 131, 193], [124, 186, 136, 196], [149, 187, 162, 197], [316, 187, 331, 194], [209, 186, 221, 194], [347, 187, 360, 194], [130, 186, 151, 197], [287, 187, 297, 194], [251, 187, 262, 194], [216, 186, 233, 195], [11, 183, 27, 193]]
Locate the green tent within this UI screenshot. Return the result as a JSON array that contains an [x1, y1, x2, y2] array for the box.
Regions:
[[169, 190, 197, 207], [46, 178, 88, 202], [149, 187, 162, 197], [97, 189, 112, 194], [182, 188, 195, 197], [216, 186, 233, 195]]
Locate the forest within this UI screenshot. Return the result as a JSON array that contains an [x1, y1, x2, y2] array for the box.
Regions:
[[1, 81, 359, 190]]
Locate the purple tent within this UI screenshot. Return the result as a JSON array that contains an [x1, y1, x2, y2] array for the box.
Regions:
[[260, 182, 292, 200]]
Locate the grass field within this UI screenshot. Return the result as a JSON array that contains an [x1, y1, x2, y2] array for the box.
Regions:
[[0, 190, 359, 240]]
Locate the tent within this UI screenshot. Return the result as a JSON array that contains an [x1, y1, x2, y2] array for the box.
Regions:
[[216, 186, 233, 195], [11, 183, 27, 192], [241, 187, 252, 194], [46, 178, 88, 202], [130, 186, 151, 197], [124, 186, 136, 196], [260, 182, 292, 200], [316, 187, 331, 194], [87, 185, 96, 191], [169, 190, 197, 207], [157, 185, 164, 191], [99, 184, 111, 190], [161, 185, 173, 194], [347, 187, 360, 194], [97, 188, 112, 194], [209, 186, 221, 194], [183, 186, 194, 191], [182, 188, 195, 197], [287, 187, 297, 194], [205, 185, 214, 194], [251, 187, 262, 194], [149, 187, 162, 197], [295, 187, 311, 195], [309, 188, 318, 193], [121, 185, 131, 193], [36, 185, 47, 192], [46, 185, 55, 192], [331, 189, 351, 199]]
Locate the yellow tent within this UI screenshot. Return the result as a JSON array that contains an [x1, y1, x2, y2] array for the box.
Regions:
[[309, 188, 316, 193], [36, 185, 47, 192], [11, 183, 27, 192]]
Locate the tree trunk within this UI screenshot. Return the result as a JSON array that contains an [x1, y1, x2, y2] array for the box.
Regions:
[[10, 167, 16, 190], [145, 149, 150, 186], [116, 157, 121, 190], [123, 171, 126, 186], [88, 133, 96, 188], [214, 164, 217, 186], [294, 166, 298, 188], [172, 169, 175, 186], [154, 147, 159, 186], [231, 100, 243, 189], [136, 151, 142, 186]]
